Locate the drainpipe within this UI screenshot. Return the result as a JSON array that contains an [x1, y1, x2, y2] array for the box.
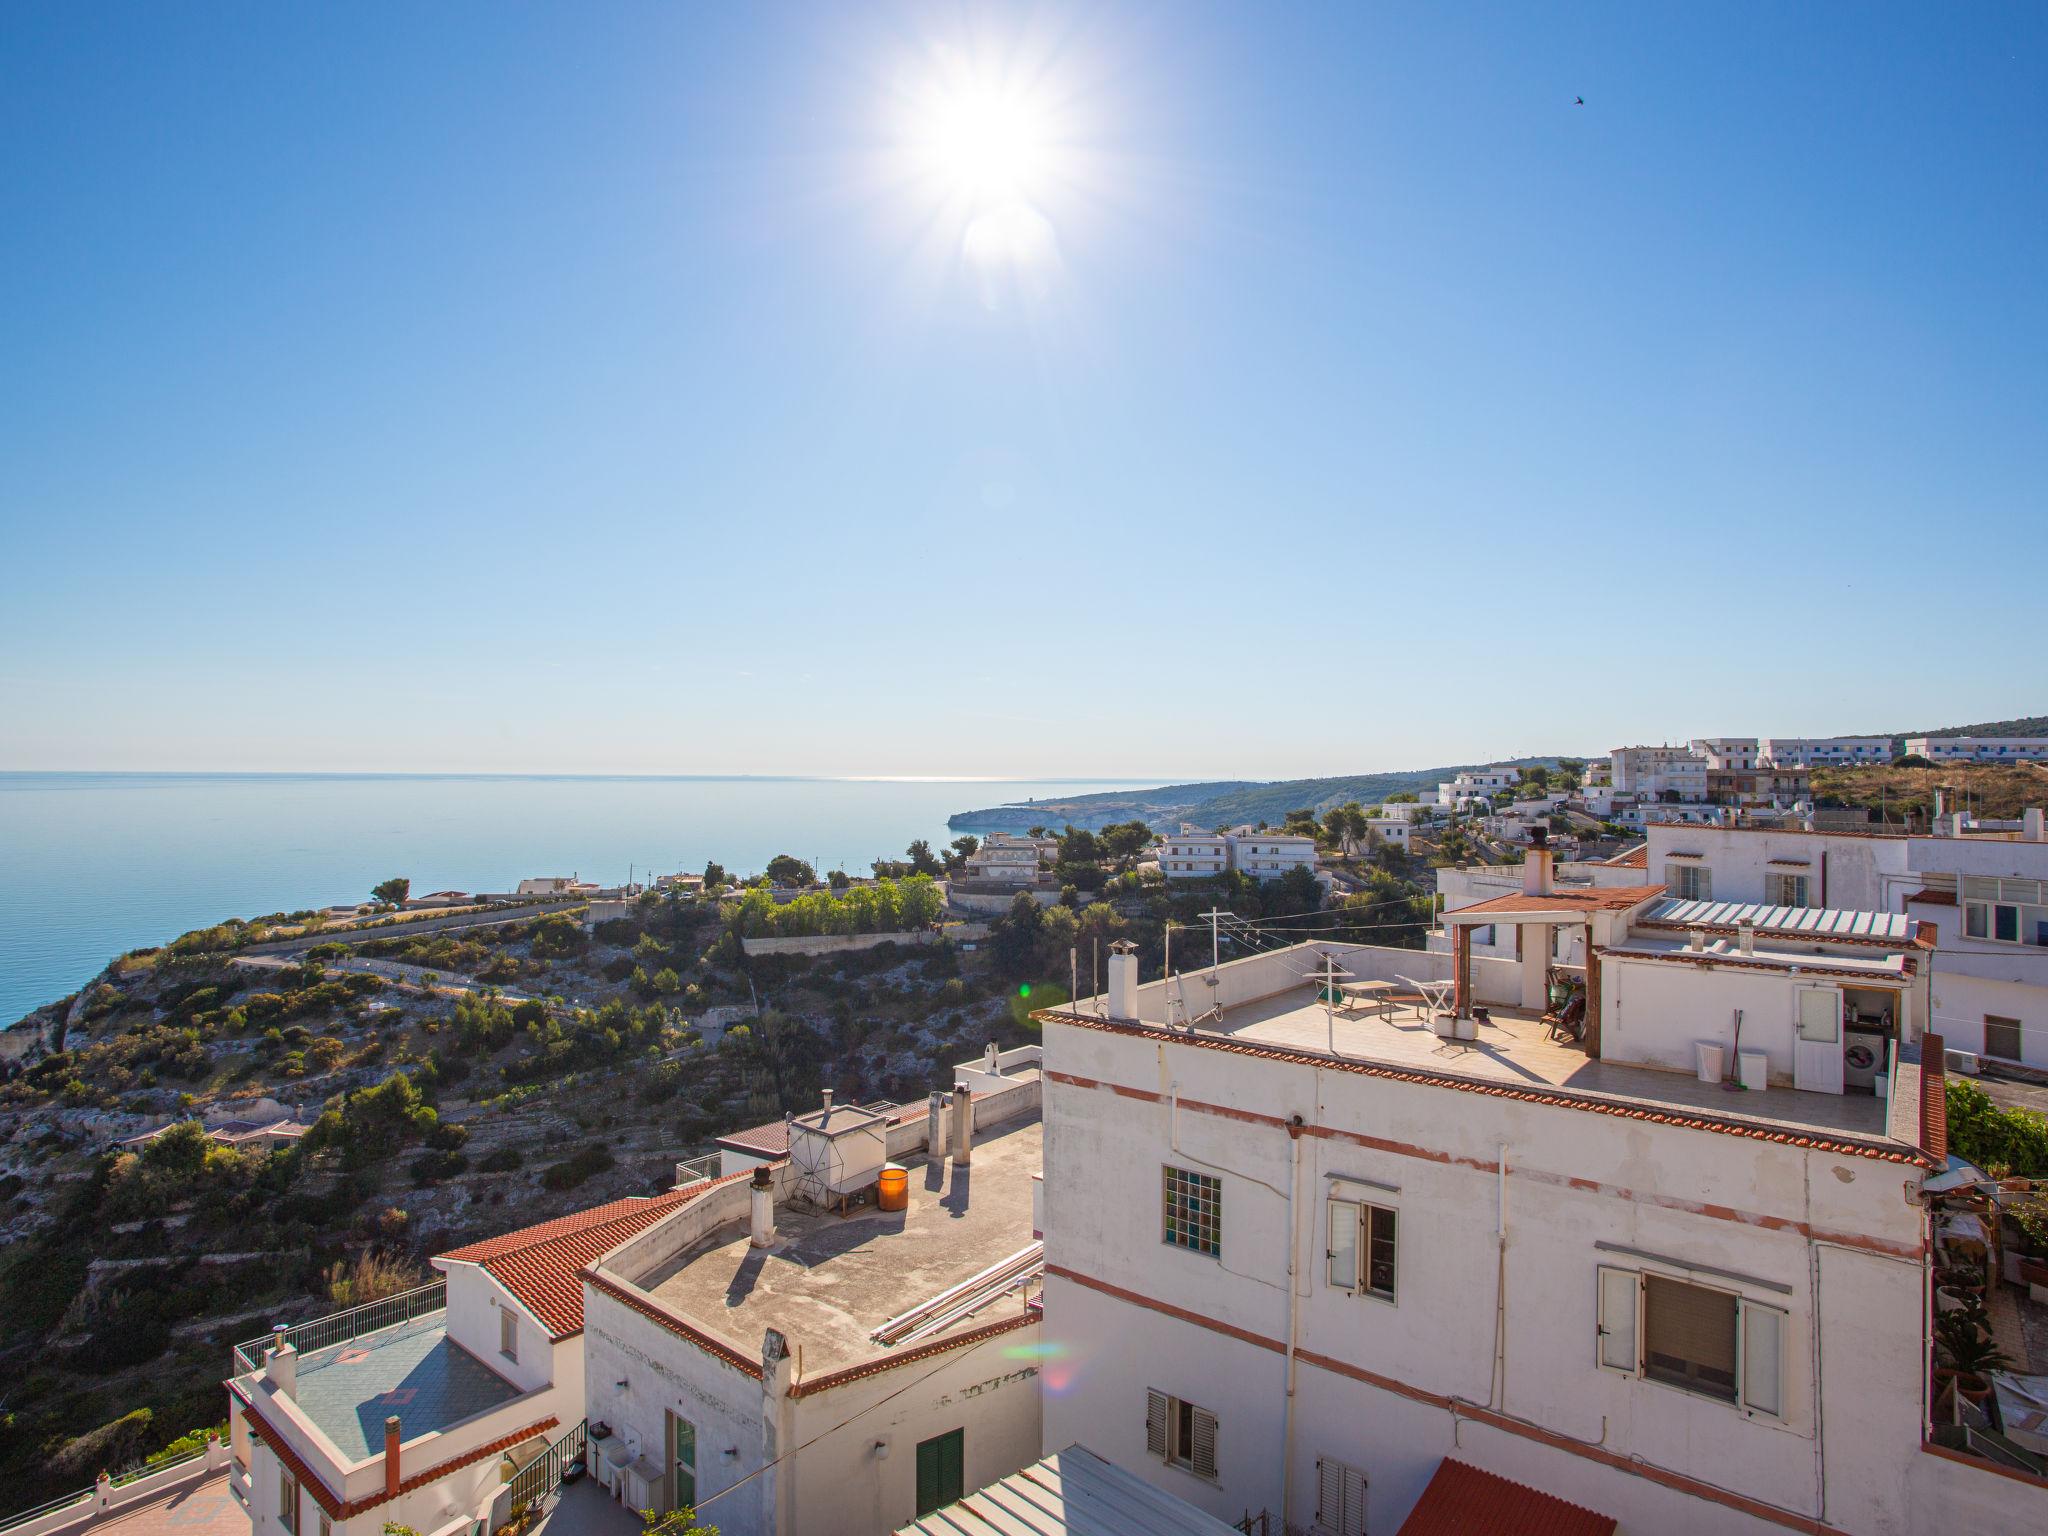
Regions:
[[1280, 1114, 1305, 1535]]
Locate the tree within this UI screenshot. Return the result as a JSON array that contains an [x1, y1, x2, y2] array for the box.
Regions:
[[1556, 758, 1587, 784], [827, 868, 850, 889], [764, 854, 815, 888], [371, 877, 410, 909], [898, 872, 944, 929], [641, 1507, 718, 1535], [1519, 765, 1551, 794], [946, 835, 981, 873], [1097, 820, 1154, 872], [702, 861, 729, 891], [905, 840, 945, 877]]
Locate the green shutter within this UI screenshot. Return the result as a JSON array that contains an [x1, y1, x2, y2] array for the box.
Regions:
[[916, 1428, 964, 1515]]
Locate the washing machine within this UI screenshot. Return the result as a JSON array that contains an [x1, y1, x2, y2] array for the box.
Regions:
[[1843, 1030, 1886, 1091]]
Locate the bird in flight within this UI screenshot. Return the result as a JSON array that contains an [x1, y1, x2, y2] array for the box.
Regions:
[[1574, 96, 1586, 106]]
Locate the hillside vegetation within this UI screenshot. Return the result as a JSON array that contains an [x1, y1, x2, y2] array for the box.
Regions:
[[1811, 761, 2048, 824]]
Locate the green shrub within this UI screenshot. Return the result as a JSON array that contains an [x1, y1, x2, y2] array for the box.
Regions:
[[479, 1145, 525, 1173], [1947, 1078, 2048, 1177], [540, 1144, 615, 1191]]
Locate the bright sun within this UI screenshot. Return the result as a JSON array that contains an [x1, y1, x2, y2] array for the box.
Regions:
[[917, 80, 1051, 203]]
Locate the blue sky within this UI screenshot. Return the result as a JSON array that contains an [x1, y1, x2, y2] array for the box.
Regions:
[[2, 3, 2042, 778]]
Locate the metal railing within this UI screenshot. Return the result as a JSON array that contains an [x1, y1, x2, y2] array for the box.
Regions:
[[506, 1420, 587, 1513], [0, 1447, 212, 1535], [674, 1153, 721, 1189], [231, 1279, 447, 1376]]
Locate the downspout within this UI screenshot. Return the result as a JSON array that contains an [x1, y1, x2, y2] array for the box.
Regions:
[[1281, 1113, 1305, 1536], [1491, 1142, 1509, 1408]]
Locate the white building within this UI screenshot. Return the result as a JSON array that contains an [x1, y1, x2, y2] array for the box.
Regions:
[[578, 1080, 1046, 1535], [1157, 829, 1319, 882], [963, 835, 1046, 884], [228, 1192, 689, 1536], [1158, 832, 1229, 879], [1437, 767, 1520, 810], [516, 876, 598, 898], [1365, 817, 1414, 851], [1904, 736, 2048, 763], [1643, 810, 2048, 1068], [1760, 737, 1893, 768], [1029, 858, 2041, 1535], [1691, 736, 1760, 771], [1607, 746, 1708, 803]]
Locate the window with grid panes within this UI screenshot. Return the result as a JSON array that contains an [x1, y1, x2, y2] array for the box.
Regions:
[[1162, 1166, 1220, 1256]]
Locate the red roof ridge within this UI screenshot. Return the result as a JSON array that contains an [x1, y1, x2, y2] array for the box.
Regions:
[[1397, 1457, 1616, 1536], [437, 1188, 701, 1339]]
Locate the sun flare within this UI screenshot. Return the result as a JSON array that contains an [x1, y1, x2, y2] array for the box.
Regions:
[[915, 78, 1053, 203]]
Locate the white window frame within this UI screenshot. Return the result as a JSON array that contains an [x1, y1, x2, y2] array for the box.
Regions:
[[1595, 1264, 1786, 1422], [277, 1463, 299, 1536], [500, 1304, 518, 1362], [1325, 1196, 1397, 1303]]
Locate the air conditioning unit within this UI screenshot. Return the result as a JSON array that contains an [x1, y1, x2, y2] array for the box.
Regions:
[[1945, 1049, 1981, 1078]]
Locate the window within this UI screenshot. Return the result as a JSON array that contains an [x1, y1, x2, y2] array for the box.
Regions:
[[1326, 1197, 1397, 1301], [915, 1428, 964, 1515], [278, 1467, 299, 1536], [1316, 1457, 1368, 1536], [1162, 1166, 1221, 1257], [1596, 1265, 1784, 1418], [500, 1306, 518, 1362], [1666, 863, 1710, 901], [317, 1518, 329, 1536], [1146, 1390, 1218, 1479], [668, 1411, 697, 1512], [1765, 872, 1810, 908], [1985, 1016, 2023, 1062]]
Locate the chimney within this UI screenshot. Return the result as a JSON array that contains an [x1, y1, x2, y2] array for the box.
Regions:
[[951, 1083, 973, 1166], [820, 1088, 834, 1111], [1107, 940, 1139, 1020], [1688, 929, 1706, 953], [926, 1090, 946, 1153], [2026, 808, 2045, 843], [1522, 842, 1553, 897], [749, 1165, 775, 1248], [384, 1416, 401, 1498], [1738, 922, 1756, 956], [264, 1336, 297, 1399]]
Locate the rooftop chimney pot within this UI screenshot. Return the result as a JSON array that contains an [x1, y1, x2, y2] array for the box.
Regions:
[[749, 1165, 776, 1248], [1738, 922, 1757, 956], [952, 1083, 973, 1166], [384, 1416, 402, 1498]]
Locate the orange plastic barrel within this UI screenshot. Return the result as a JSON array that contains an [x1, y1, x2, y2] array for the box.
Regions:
[[877, 1164, 909, 1212]]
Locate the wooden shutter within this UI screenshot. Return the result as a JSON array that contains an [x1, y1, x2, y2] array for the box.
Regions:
[[916, 1436, 939, 1515], [1596, 1265, 1638, 1373], [916, 1429, 962, 1515], [1145, 1388, 1168, 1458], [1327, 1199, 1359, 1291], [1740, 1300, 1785, 1418], [1189, 1406, 1219, 1480], [1317, 1457, 1368, 1536]]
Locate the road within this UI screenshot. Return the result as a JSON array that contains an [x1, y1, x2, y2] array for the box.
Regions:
[[230, 952, 570, 1006], [236, 901, 572, 957]]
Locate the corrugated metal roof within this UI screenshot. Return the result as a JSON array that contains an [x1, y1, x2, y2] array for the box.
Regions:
[[1644, 897, 1911, 941], [893, 1445, 1241, 1536], [1396, 1459, 1615, 1536]]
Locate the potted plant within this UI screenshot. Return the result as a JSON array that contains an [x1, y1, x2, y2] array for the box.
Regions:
[[1934, 1309, 2013, 1405]]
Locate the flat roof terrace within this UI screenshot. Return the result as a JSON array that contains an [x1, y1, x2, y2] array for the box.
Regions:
[[275, 1313, 525, 1461], [638, 1114, 1041, 1374], [1195, 986, 1895, 1143]]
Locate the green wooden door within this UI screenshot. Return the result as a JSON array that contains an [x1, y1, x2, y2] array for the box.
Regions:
[[667, 1411, 696, 1511], [915, 1428, 964, 1515]]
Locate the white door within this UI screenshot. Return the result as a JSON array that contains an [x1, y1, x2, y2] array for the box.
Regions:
[[1794, 987, 1844, 1094]]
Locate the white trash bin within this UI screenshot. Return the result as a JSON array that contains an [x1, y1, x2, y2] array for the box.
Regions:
[[1695, 1041, 1727, 1084], [1739, 1050, 1768, 1092]]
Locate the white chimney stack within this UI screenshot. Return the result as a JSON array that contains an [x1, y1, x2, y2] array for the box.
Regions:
[[2026, 808, 2045, 843], [749, 1165, 775, 1248], [1107, 941, 1139, 1020], [264, 1336, 298, 1399], [820, 1088, 834, 1110], [1738, 921, 1756, 956], [1523, 846, 1553, 896], [1688, 929, 1706, 953]]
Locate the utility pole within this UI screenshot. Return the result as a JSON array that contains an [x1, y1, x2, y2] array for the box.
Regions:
[[1310, 950, 1352, 1057]]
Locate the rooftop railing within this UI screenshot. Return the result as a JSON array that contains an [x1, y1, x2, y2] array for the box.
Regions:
[[674, 1153, 721, 1189], [230, 1278, 447, 1377]]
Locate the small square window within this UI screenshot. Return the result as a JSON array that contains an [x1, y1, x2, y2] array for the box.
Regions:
[[1162, 1166, 1221, 1257]]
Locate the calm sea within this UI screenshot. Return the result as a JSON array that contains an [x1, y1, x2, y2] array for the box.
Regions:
[[0, 773, 1142, 1025]]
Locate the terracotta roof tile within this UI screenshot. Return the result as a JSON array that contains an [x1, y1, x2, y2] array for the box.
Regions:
[[1607, 846, 1649, 868], [437, 1190, 699, 1339], [1397, 1458, 1616, 1536], [1906, 889, 1957, 906], [1453, 885, 1664, 916]]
